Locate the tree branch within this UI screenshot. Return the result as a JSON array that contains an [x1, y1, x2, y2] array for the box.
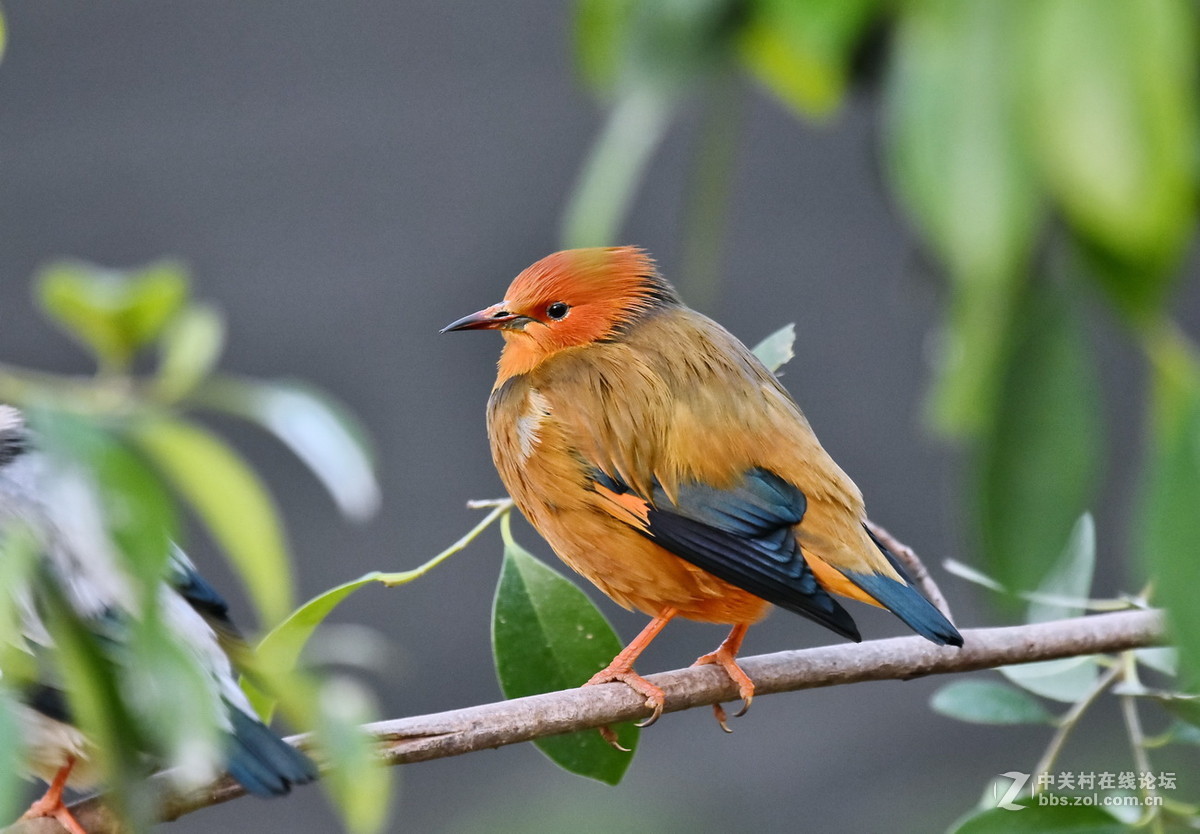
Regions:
[[7, 609, 1165, 834]]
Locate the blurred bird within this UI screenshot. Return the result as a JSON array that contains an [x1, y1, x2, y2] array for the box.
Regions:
[[0, 406, 316, 834], [445, 247, 962, 734]]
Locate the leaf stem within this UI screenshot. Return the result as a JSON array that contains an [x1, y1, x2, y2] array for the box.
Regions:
[[1032, 659, 1123, 779], [376, 499, 512, 587], [1118, 652, 1162, 830]]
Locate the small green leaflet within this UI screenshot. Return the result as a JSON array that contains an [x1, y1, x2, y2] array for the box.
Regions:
[[930, 679, 1054, 725], [752, 323, 795, 372], [998, 514, 1101, 702], [492, 514, 637, 784], [133, 415, 293, 627]]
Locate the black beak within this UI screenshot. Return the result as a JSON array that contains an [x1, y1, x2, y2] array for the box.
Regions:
[[441, 303, 524, 332]]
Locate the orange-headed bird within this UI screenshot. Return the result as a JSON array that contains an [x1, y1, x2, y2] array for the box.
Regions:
[[445, 247, 962, 730]]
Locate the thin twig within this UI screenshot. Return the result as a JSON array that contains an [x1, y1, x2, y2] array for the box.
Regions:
[[865, 519, 955, 623], [5, 609, 1165, 834], [1032, 660, 1122, 778]]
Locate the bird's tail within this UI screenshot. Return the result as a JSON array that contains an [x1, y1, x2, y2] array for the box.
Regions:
[[224, 704, 319, 797], [840, 527, 963, 647]]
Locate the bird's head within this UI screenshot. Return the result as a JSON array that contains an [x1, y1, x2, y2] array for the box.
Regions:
[[443, 247, 679, 378]]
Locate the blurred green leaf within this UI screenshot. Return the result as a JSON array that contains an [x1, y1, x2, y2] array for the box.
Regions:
[[738, 0, 878, 117], [1025, 513, 1096, 624], [562, 88, 675, 248], [751, 323, 795, 373], [1163, 719, 1200, 745], [574, 0, 638, 94], [952, 800, 1124, 833], [0, 5, 7, 64], [1135, 647, 1178, 677], [195, 376, 380, 521], [931, 679, 1055, 725], [886, 0, 1040, 436], [977, 281, 1101, 599], [999, 515, 1100, 702], [133, 416, 293, 627], [41, 581, 155, 828], [35, 259, 190, 370], [942, 559, 1008, 593], [999, 655, 1100, 704], [1027, 0, 1197, 278], [492, 514, 637, 783], [0, 687, 21, 825], [246, 573, 380, 720], [564, 0, 739, 247], [126, 613, 224, 792], [1159, 695, 1200, 730], [1140, 332, 1200, 680], [155, 303, 226, 403], [248, 500, 512, 719], [313, 677, 391, 834], [35, 411, 178, 591]]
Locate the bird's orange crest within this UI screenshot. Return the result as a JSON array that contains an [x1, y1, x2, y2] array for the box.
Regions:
[[494, 247, 678, 380]]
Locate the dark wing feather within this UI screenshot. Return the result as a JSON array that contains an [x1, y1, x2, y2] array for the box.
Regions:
[[594, 467, 861, 641]]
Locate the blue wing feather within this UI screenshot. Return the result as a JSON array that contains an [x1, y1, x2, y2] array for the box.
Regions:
[[594, 467, 862, 641]]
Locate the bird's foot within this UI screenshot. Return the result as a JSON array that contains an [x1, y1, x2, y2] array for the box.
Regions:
[[693, 646, 755, 732], [21, 758, 85, 834], [20, 792, 87, 834], [584, 665, 666, 750]]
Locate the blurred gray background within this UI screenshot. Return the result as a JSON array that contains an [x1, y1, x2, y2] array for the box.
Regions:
[[0, 2, 1175, 832]]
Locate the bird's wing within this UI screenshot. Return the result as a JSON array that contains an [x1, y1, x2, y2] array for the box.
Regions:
[[590, 466, 861, 640]]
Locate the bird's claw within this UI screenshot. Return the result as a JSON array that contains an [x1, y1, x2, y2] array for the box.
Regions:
[[694, 647, 755, 730], [584, 666, 666, 748]]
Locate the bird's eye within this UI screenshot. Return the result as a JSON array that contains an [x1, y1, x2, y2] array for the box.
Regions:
[[546, 302, 570, 321]]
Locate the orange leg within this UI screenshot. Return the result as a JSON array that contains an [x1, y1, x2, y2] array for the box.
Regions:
[[584, 608, 677, 748], [20, 757, 87, 834], [693, 623, 754, 732]]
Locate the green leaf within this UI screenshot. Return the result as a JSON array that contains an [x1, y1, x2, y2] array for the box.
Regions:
[[1140, 333, 1200, 680], [737, 0, 878, 117], [942, 559, 1007, 594], [33, 411, 178, 590], [885, 0, 1040, 436], [930, 679, 1054, 725], [1027, 0, 1197, 281], [1134, 647, 1178, 677], [1026, 513, 1096, 624], [751, 323, 795, 373], [155, 303, 226, 402], [247, 500, 513, 719], [133, 415, 293, 626], [40, 581, 155, 828], [492, 514, 637, 783], [0, 5, 7, 64], [126, 613, 225, 791], [952, 800, 1125, 834], [195, 376, 380, 521], [1159, 696, 1200, 730], [246, 573, 381, 719], [312, 678, 391, 834], [999, 655, 1100, 704], [999, 515, 1099, 702], [0, 688, 22, 825], [35, 259, 190, 370], [977, 281, 1101, 599], [574, 0, 638, 94], [561, 88, 675, 248]]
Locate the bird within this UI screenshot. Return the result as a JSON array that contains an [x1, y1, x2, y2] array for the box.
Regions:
[[0, 406, 317, 834], [444, 247, 963, 736]]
